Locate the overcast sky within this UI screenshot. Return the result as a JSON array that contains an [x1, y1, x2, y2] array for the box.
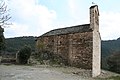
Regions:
[[3, 0, 120, 40]]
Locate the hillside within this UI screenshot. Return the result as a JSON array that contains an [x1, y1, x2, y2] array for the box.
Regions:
[[5, 36, 36, 53], [101, 37, 120, 70]]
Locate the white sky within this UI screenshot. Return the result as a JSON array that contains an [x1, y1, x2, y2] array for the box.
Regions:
[[3, 0, 120, 40]]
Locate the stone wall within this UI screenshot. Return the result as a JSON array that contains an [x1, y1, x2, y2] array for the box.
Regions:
[[37, 31, 93, 69], [90, 5, 101, 77], [68, 32, 93, 69], [92, 30, 101, 77]]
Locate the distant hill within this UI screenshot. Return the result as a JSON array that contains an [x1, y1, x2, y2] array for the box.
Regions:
[[102, 37, 120, 69], [5, 36, 120, 70], [5, 36, 36, 53]]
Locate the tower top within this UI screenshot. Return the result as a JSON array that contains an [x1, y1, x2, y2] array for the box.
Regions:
[[90, 5, 99, 16], [90, 5, 99, 30], [90, 5, 98, 9], [90, 5, 99, 20]]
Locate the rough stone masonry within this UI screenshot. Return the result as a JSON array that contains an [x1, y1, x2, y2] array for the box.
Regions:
[[36, 5, 101, 77]]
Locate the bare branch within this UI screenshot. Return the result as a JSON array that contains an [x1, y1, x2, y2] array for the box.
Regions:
[[0, 1, 11, 27]]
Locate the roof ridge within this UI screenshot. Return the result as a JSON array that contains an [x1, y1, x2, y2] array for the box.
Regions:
[[40, 24, 91, 37]]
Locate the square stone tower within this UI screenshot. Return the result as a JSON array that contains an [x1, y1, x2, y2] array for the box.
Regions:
[[90, 5, 101, 77]]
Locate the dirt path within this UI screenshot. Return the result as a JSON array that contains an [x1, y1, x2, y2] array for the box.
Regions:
[[0, 65, 92, 80], [0, 65, 119, 80]]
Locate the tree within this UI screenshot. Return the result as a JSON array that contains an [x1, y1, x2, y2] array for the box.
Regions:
[[107, 51, 120, 73], [17, 45, 32, 64], [0, 1, 11, 53], [0, 26, 4, 52]]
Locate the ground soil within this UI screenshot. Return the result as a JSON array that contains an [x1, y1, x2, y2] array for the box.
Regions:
[[0, 64, 119, 80]]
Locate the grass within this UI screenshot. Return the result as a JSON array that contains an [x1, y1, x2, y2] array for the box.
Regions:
[[107, 76, 120, 80], [96, 76, 120, 80]]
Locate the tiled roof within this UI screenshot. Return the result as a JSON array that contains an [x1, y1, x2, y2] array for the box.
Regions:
[[41, 24, 91, 37]]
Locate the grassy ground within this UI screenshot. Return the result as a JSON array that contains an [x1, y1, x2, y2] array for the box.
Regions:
[[98, 76, 120, 80]]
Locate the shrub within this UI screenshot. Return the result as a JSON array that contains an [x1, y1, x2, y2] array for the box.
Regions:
[[34, 50, 68, 66], [17, 45, 31, 64], [107, 51, 120, 73]]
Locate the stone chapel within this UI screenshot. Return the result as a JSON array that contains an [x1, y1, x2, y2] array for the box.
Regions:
[[36, 5, 101, 77]]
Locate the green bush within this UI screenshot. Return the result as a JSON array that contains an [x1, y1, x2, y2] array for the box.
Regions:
[[18, 45, 31, 64]]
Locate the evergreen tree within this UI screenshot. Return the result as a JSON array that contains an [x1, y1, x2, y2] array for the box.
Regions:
[[0, 26, 5, 53], [107, 51, 120, 73]]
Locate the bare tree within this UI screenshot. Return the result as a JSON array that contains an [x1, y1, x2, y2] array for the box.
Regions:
[[0, 0, 11, 27]]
